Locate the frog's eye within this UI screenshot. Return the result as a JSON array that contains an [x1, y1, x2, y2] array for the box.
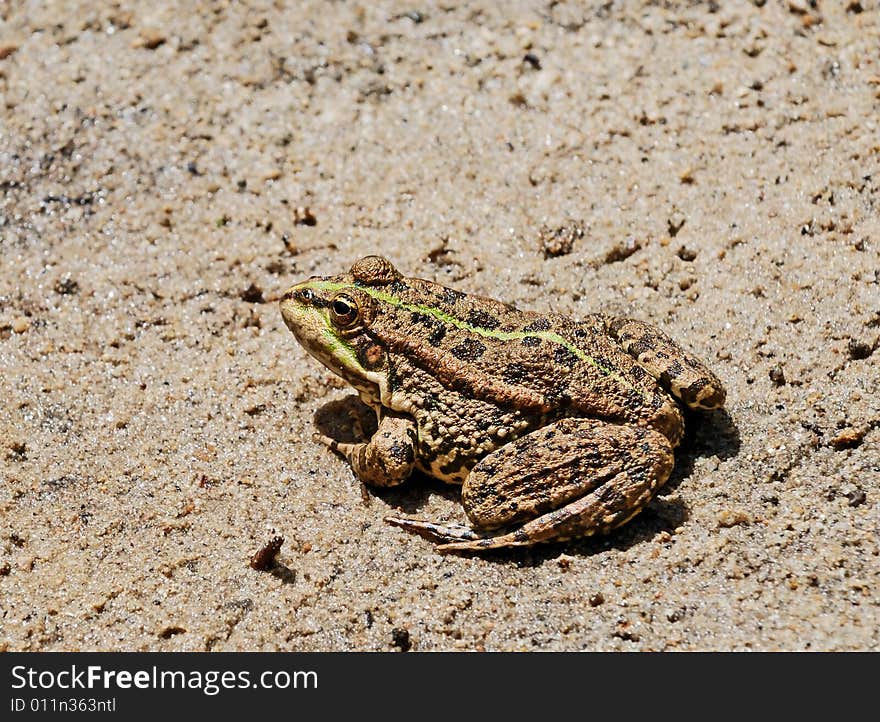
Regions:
[[329, 294, 359, 328]]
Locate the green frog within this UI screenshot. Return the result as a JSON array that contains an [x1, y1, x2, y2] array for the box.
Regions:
[[280, 256, 726, 553]]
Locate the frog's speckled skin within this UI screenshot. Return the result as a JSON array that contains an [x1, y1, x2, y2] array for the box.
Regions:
[[280, 256, 726, 553]]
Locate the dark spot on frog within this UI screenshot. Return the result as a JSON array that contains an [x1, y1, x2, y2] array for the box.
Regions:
[[441, 287, 465, 305], [521, 335, 542, 347], [679, 378, 707, 405], [428, 325, 447, 346], [554, 346, 579, 367], [450, 338, 486, 361], [410, 311, 434, 327], [666, 360, 684, 379], [477, 461, 499, 476], [627, 464, 648, 485], [466, 309, 499, 329], [390, 440, 415, 464], [502, 362, 529, 384], [623, 389, 646, 411], [523, 317, 551, 332], [629, 364, 648, 381]]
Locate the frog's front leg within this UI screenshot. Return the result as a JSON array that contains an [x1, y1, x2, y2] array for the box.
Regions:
[[388, 418, 674, 552], [319, 410, 418, 487]]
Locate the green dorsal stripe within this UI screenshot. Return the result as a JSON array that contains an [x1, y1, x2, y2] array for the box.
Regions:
[[300, 280, 642, 396]]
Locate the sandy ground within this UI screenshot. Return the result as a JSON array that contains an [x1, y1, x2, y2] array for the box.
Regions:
[[1, 0, 878, 651]]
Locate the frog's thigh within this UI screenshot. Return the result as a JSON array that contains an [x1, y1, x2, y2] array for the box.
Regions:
[[445, 418, 673, 552], [322, 411, 417, 487]]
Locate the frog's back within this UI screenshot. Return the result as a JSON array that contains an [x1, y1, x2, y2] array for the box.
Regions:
[[366, 278, 684, 443]]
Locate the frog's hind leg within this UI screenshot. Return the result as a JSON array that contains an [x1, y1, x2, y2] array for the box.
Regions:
[[604, 317, 726, 411], [436, 418, 674, 553]]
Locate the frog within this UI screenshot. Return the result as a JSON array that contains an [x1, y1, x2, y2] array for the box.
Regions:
[[279, 255, 726, 553]]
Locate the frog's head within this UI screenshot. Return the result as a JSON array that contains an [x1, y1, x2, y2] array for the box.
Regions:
[[280, 256, 403, 401]]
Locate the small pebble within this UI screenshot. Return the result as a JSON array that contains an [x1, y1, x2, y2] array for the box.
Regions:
[[847, 339, 873, 360], [54, 277, 79, 295], [137, 30, 166, 50], [830, 428, 864, 450], [250, 536, 284, 571], [240, 283, 265, 303], [769, 365, 785, 386], [847, 490, 866, 507], [391, 627, 411, 651]]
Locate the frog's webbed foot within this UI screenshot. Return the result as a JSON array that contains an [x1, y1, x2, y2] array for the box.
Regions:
[[316, 411, 418, 488], [385, 518, 545, 554], [384, 517, 481, 544]]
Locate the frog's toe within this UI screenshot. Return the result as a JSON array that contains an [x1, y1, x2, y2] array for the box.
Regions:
[[435, 531, 537, 554], [384, 516, 480, 544]]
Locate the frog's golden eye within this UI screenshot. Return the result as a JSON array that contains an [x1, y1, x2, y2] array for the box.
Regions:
[[330, 294, 359, 328]]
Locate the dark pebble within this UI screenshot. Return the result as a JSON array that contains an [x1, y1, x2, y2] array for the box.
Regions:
[[847, 339, 874, 360], [769, 364, 785, 386], [54, 277, 79, 295], [391, 627, 411, 651], [240, 283, 265, 303], [847, 490, 867, 507]]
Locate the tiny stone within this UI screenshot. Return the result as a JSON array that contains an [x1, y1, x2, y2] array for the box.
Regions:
[[604, 238, 642, 264], [769, 364, 785, 386], [54, 277, 79, 295], [294, 206, 317, 226], [717, 509, 750, 528], [523, 53, 541, 70], [847, 490, 866, 507], [11, 317, 29, 334], [0, 43, 20, 60], [6, 441, 27, 461], [249, 536, 283, 571], [830, 428, 864, 450], [668, 213, 686, 237], [391, 627, 411, 651], [240, 283, 265, 303], [666, 607, 685, 623], [539, 222, 584, 259], [847, 339, 873, 360], [677, 246, 698, 261], [589, 592, 605, 607], [138, 30, 166, 50]]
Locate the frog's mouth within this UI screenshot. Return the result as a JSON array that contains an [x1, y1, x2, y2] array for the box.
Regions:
[[280, 284, 383, 402]]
